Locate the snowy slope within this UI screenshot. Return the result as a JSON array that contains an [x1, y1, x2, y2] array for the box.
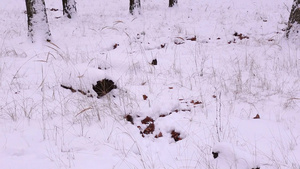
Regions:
[[1, 0, 300, 168]]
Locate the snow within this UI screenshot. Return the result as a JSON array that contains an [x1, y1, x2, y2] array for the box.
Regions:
[[1, 0, 300, 168]]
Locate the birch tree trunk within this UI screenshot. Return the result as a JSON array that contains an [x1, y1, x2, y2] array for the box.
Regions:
[[62, 0, 77, 19], [129, 0, 141, 15], [286, 0, 300, 38], [169, 0, 178, 7], [25, 0, 51, 42]]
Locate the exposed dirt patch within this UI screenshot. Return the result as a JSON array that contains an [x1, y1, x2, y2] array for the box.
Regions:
[[113, 43, 119, 49], [212, 151, 219, 159], [159, 99, 202, 117], [129, 99, 202, 141], [186, 36, 197, 41], [141, 116, 154, 124], [61, 85, 93, 97], [253, 114, 260, 119], [125, 114, 134, 124], [228, 32, 250, 44], [61, 84, 76, 93], [233, 32, 249, 40], [142, 94, 148, 100], [92, 79, 117, 98], [155, 132, 163, 138], [190, 100, 202, 105], [171, 130, 182, 142], [61, 78, 116, 98], [143, 123, 155, 134], [151, 59, 157, 65]]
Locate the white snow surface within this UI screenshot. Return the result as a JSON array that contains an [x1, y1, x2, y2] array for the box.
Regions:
[[1, 0, 300, 168]]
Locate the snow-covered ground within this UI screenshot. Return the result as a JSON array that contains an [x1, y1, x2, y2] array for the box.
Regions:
[[1, 0, 300, 168]]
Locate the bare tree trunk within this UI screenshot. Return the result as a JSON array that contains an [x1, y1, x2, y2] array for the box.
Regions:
[[129, 0, 141, 15], [25, 0, 51, 42], [62, 0, 77, 19], [169, 0, 178, 7], [286, 0, 300, 38]]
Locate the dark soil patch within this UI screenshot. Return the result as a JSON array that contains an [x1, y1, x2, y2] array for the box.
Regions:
[[113, 43, 119, 49], [130, 99, 204, 140], [212, 151, 219, 159], [190, 100, 202, 105], [92, 79, 117, 98], [186, 36, 197, 41], [159, 108, 191, 118], [233, 32, 249, 40], [141, 116, 154, 124], [143, 123, 155, 134], [155, 132, 163, 138], [61, 78, 116, 98], [171, 130, 182, 142], [125, 114, 134, 124], [61, 85, 93, 97], [61, 84, 76, 93], [253, 114, 260, 119], [228, 32, 249, 44], [151, 59, 157, 65]]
